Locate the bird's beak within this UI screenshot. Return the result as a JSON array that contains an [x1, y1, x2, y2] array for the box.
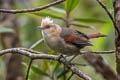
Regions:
[[37, 26, 44, 30]]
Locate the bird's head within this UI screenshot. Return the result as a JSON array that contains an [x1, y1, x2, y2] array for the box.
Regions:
[[39, 17, 61, 36]]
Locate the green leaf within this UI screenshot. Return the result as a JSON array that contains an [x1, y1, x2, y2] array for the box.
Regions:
[[55, 67, 64, 78], [49, 7, 66, 14], [71, 23, 95, 29], [65, 0, 80, 12], [74, 18, 107, 23], [55, 67, 69, 78], [22, 62, 49, 77], [0, 26, 14, 33], [31, 12, 63, 19], [53, 62, 61, 72], [31, 65, 49, 77]]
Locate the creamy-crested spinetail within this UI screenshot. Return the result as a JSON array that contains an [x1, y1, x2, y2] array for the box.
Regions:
[[39, 17, 106, 56]]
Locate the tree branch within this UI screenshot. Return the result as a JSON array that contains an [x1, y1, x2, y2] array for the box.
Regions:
[[80, 50, 115, 54], [67, 72, 74, 80], [0, 48, 91, 80], [0, 0, 65, 14], [96, 0, 119, 33], [113, 0, 120, 79], [96, 0, 114, 22], [25, 58, 33, 80], [0, 48, 115, 80], [84, 53, 118, 80], [25, 38, 44, 80]]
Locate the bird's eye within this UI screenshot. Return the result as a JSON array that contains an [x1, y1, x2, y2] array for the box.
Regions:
[[45, 25, 50, 28]]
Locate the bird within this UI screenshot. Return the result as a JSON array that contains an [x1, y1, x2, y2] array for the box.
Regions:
[[39, 17, 106, 57]]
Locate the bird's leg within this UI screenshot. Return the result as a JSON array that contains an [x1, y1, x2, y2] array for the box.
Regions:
[[64, 55, 77, 80], [60, 54, 78, 65], [58, 54, 66, 61], [68, 55, 88, 67], [63, 55, 87, 66]]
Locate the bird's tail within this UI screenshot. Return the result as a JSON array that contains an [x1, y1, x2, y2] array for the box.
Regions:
[[88, 33, 107, 39]]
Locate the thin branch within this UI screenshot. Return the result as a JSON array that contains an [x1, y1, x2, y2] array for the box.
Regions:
[[70, 63, 87, 66], [96, 0, 120, 33], [80, 50, 115, 54], [0, 0, 65, 14], [64, 65, 67, 80], [84, 53, 118, 80], [25, 38, 44, 80], [25, 58, 33, 80], [96, 0, 114, 22], [65, 11, 70, 27], [16, 48, 115, 54], [29, 39, 44, 49], [67, 72, 74, 80], [0, 48, 91, 80]]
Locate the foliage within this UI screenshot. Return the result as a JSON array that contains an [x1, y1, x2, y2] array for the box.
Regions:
[[0, 0, 115, 80], [65, 0, 80, 12]]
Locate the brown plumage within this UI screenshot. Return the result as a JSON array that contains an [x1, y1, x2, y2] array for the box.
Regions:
[[60, 28, 92, 49], [39, 17, 106, 56]]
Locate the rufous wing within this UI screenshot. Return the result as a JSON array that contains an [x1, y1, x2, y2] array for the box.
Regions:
[[60, 28, 92, 49]]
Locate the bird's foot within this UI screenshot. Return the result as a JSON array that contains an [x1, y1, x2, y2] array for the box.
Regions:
[[58, 54, 83, 66], [58, 54, 68, 65]]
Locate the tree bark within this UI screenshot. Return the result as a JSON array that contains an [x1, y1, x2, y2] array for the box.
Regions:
[[113, 0, 120, 79], [0, 0, 23, 80]]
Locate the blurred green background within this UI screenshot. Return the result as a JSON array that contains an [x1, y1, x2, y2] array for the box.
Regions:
[[0, 0, 115, 80]]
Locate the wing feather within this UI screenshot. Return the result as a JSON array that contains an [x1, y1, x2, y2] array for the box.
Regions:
[[60, 28, 92, 48]]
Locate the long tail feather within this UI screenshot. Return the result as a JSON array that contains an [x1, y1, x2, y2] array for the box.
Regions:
[[88, 33, 107, 39]]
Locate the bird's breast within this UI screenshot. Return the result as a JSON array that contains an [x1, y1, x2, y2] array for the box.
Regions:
[[42, 31, 79, 56], [42, 30, 60, 49]]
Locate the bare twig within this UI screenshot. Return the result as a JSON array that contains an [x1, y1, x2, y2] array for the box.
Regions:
[[96, 0, 114, 22], [67, 72, 74, 80], [80, 50, 115, 54], [70, 63, 87, 66], [84, 53, 118, 80], [29, 39, 44, 49], [25, 58, 33, 80], [0, 0, 65, 14], [25, 38, 44, 80], [65, 11, 70, 27], [96, 0, 119, 33], [0, 48, 91, 80], [21, 48, 115, 55], [64, 65, 67, 80]]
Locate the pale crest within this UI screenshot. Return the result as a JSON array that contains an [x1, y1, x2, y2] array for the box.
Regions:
[[41, 17, 53, 26]]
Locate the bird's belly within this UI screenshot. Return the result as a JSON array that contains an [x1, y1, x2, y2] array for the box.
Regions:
[[45, 37, 79, 56]]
